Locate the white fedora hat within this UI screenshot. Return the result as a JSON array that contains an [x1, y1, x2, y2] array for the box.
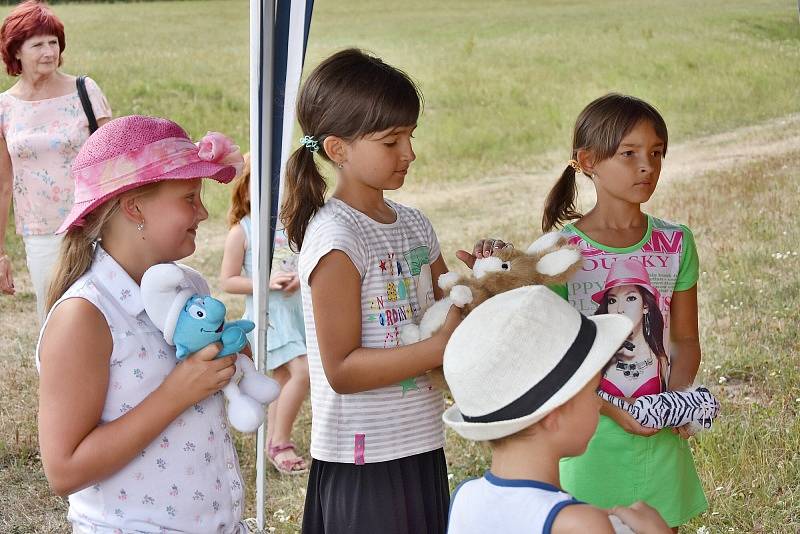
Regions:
[[442, 285, 633, 441]]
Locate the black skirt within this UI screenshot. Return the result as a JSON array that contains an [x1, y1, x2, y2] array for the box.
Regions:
[[301, 448, 450, 534]]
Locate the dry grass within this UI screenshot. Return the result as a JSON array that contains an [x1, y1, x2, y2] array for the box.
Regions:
[[2, 115, 800, 532], [1, 0, 799, 530]]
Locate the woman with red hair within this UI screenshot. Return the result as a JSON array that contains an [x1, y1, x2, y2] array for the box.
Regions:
[[0, 0, 111, 323]]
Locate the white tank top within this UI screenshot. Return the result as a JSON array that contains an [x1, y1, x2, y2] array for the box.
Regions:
[[448, 471, 580, 534]]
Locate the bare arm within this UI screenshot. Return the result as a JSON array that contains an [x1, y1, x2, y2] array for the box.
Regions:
[[219, 223, 253, 295], [608, 502, 672, 534], [667, 286, 701, 390], [96, 117, 110, 128], [0, 137, 14, 295], [552, 504, 616, 534], [38, 298, 236, 496], [599, 398, 659, 437], [310, 250, 460, 394]]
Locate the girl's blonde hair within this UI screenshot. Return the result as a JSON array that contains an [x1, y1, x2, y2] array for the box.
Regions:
[[45, 183, 161, 313], [227, 153, 251, 227]]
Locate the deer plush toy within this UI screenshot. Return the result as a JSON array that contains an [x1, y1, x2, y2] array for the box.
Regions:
[[400, 232, 584, 389]]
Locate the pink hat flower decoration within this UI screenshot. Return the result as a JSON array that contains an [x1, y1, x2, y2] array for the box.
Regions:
[[197, 132, 244, 178], [57, 116, 244, 234]]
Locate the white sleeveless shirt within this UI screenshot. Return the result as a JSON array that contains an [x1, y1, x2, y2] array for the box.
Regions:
[[36, 246, 245, 533], [448, 471, 581, 534]]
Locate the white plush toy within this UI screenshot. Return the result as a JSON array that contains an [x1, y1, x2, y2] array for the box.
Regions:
[[400, 232, 584, 389], [141, 263, 280, 433]]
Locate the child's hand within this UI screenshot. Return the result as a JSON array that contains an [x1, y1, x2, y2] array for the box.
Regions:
[[270, 272, 300, 293], [160, 343, 237, 410], [609, 502, 671, 533], [455, 238, 511, 268], [602, 399, 660, 437], [281, 273, 300, 294], [435, 305, 463, 342], [671, 423, 696, 440]]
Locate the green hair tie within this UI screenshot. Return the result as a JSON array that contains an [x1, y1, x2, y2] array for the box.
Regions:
[[300, 135, 320, 153]]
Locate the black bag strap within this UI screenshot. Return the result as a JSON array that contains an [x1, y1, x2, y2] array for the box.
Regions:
[[76, 75, 98, 134]]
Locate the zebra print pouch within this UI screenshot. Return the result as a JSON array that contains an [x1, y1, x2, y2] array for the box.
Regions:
[[598, 387, 720, 430]]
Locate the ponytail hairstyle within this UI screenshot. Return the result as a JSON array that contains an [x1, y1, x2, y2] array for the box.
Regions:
[[542, 93, 668, 231], [280, 48, 423, 251], [227, 152, 251, 227], [45, 201, 121, 313]]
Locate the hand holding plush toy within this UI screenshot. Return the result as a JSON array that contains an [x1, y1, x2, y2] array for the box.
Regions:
[[141, 263, 280, 433], [598, 387, 720, 433], [401, 232, 584, 390]]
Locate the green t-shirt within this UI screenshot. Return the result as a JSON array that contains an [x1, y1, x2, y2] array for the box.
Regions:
[[554, 215, 699, 396]]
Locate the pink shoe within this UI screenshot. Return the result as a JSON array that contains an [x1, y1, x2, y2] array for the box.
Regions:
[[267, 441, 308, 475]]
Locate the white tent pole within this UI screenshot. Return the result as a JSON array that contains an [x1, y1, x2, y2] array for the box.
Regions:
[[250, 0, 274, 530]]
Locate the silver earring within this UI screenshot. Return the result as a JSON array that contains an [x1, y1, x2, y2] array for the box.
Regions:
[[136, 222, 144, 231], [337, 162, 344, 169]]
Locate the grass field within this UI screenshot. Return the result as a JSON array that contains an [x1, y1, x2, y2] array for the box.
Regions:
[[3, 0, 800, 211], [1, 0, 799, 532]]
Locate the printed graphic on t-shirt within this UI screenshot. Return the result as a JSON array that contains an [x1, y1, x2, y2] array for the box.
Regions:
[[405, 245, 435, 312], [365, 245, 433, 394], [565, 227, 686, 398]]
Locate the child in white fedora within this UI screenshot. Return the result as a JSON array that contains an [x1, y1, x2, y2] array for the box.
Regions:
[[443, 285, 671, 534]]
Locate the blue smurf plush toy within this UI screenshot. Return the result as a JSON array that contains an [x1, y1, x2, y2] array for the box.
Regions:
[[141, 263, 280, 433], [174, 295, 254, 360]]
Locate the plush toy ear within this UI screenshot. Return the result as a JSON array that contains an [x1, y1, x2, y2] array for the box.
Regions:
[[526, 232, 562, 254], [536, 248, 582, 276]]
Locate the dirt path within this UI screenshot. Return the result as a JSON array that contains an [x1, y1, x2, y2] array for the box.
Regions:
[[387, 113, 800, 253], [1, 114, 798, 351]]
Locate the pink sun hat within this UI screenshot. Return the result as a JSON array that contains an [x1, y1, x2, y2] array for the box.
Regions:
[[591, 258, 662, 305], [57, 115, 243, 234]]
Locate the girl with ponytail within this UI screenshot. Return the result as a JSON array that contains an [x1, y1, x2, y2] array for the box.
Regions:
[[287, 49, 460, 534], [465, 94, 707, 531], [548, 94, 707, 531], [37, 116, 249, 532]]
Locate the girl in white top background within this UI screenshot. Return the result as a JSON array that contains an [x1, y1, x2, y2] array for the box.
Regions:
[[280, 49, 461, 534], [37, 115, 248, 533], [220, 154, 310, 475]]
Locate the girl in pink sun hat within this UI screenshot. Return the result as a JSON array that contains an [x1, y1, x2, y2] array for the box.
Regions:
[[592, 258, 669, 398], [36, 115, 251, 533]]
